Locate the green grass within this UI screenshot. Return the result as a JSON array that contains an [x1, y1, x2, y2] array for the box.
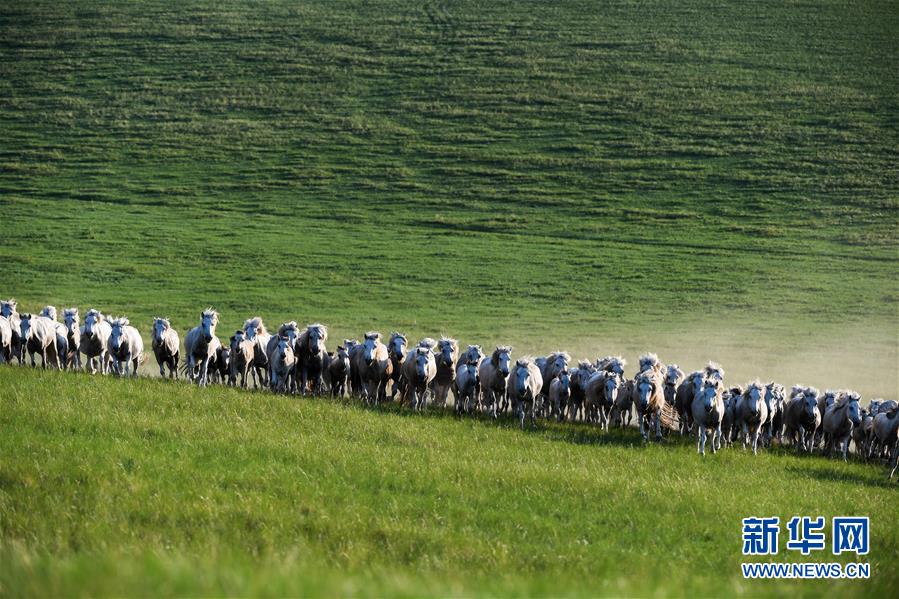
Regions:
[[1, 0, 897, 595], [1, 368, 896, 596], [1, 1, 896, 344]]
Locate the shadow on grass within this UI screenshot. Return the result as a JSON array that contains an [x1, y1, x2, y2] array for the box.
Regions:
[[784, 463, 895, 489]]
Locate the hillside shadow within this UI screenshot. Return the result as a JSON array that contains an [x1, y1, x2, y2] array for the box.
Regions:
[[358, 398, 666, 449], [784, 463, 894, 489]]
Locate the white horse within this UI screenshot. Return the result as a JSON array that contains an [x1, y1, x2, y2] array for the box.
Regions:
[[270, 336, 296, 393], [536, 351, 570, 417], [402, 345, 437, 411], [39, 306, 69, 369], [387, 332, 408, 400], [62, 308, 82, 370], [325, 345, 351, 398], [585, 370, 622, 430], [455, 358, 480, 415], [183, 309, 220, 386], [823, 391, 863, 461], [872, 407, 899, 479], [296, 323, 328, 395], [508, 357, 543, 429], [633, 368, 665, 442], [80, 309, 112, 374], [736, 380, 769, 454], [0, 315, 12, 363], [351, 331, 392, 405], [108, 317, 143, 377], [568, 361, 596, 422], [432, 337, 458, 409], [243, 317, 271, 389], [226, 330, 252, 387], [267, 321, 300, 392], [0, 299, 22, 363], [663, 364, 684, 406], [692, 377, 725, 455], [784, 386, 821, 453], [19, 313, 60, 369], [478, 346, 512, 419], [151, 317, 180, 378], [549, 369, 571, 422], [762, 382, 786, 447]]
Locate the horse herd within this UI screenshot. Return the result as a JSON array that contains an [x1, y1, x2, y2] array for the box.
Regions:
[[1, 299, 897, 478]]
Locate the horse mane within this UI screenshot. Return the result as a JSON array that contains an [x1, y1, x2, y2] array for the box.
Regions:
[[244, 317, 268, 335], [704, 361, 724, 380], [596, 355, 626, 373], [63, 307, 79, 317], [153, 317, 171, 327], [304, 323, 328, 342], [418, 337, 437, 350], [364, 331, 381, 341], [278, 321, 299, 336], [665, 364, 684, 381], [744, 380, 764, 396], [389, 332, 407, 344], [578, 359, 593, 370], [638, 352, 661, 372], [516, 357, 533, 368], [491, 345, 512, 365], [201, 308, 219, 323], [86, 309, 104, 321], [439, 337, 458, 353], [110, 316, 130, 328], [835, 390, 860, 407], [41, 306, 58, 321], [635, 369, 659, 385], [549, 350, 571, 363]]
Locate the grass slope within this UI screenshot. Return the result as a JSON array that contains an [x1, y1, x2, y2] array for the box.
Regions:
[[1, 368, 897, 596], [1, 1, 896, 387]]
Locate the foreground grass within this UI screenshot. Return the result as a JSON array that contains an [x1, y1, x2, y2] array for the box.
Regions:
[[0, 368, 895, 596]]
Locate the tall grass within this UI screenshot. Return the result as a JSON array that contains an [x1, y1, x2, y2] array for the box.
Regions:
[[0, 368, 896, 596]]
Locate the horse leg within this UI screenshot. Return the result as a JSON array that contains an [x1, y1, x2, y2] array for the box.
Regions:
[[890, 445, 898, 480], [697, 426, 704, 455], [655, 409, 662, 442]]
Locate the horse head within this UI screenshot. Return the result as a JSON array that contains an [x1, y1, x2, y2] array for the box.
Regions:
[[306, 324, 327, 354], [200, 309, 218, 343], [110, 317, 129, 351], [64, 308, 79, 336], [388, 332, 407, 362], [437, 338, 456, 368], [0, 299, 16, 319], [494, 346, 512, 377], [83, 309, 103, 339], [152, 318, 170, 342], [19, 313, 33, 339], [363, 332, 381, 366]]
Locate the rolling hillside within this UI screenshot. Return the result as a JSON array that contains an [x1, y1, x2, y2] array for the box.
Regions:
[[1, 1, 897, 595], [1, 1, 896, 393]]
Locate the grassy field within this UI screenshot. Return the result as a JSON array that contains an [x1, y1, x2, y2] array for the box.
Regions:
[[1, 0, 897, 595], [1, 0, 897, 395], [1, 368, 897, 597]]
